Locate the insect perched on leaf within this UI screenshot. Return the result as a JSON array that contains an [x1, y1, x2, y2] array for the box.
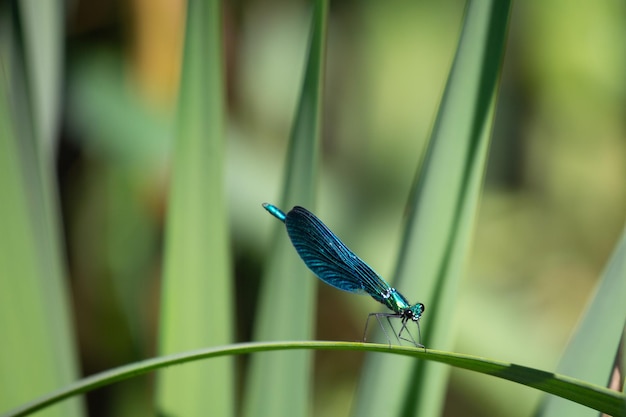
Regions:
[[263, 203, 425, 347]]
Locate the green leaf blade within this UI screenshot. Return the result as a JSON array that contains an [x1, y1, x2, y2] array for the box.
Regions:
[[156, 0, 234, 416], [0, 6, 83, 417], [537, 227, 626, 417], [242, 1, 328, 417], [354, 2, 512, 417], [3, 342, 623, 417]]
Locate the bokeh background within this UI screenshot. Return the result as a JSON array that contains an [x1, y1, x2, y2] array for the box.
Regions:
[[31, 0, 626, 416]]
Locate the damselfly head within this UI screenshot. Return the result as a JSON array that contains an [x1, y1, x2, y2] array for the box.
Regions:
[[408, 303, 425, 321]]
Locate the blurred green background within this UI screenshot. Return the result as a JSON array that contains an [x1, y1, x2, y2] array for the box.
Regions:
[[4, 0, 625, 416]]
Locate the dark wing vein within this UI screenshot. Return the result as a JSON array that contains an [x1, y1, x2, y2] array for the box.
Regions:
[[285, 206, 392, 300]]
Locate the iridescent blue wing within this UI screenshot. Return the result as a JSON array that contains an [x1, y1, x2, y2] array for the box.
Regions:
[[284, 206, 392, 301]]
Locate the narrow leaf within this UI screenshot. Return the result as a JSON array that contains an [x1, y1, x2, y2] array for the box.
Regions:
[[354, 2, 512, 417], [0, 6, 83, 417], [3, 342, 624, 417], [242, 1, 328, 417], [17, 0, 63, 159], [537, 227, 626, 417], [156, 0, 234, 416]]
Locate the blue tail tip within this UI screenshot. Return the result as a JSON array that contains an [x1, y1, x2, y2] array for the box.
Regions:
[[262, 202, 287, 222]]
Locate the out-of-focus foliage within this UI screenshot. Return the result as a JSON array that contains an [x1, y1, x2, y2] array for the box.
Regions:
[[1, 0, 623, 416]]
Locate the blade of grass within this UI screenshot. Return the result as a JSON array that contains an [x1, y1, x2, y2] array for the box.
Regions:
[[18, 0, 63, 159], [537, 226, 626, 417], [242, 1, 328, 417], [156, 0, 234, 416], [0, 6, 83, 417], [354, 2, 511, 417], [3, 342, 624, 417]]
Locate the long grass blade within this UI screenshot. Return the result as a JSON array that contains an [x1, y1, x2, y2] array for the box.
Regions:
[[354, 1, 512, 417], [156, 0, 234, 416], [0, 5, 83, 417], [536, 226, 626, 417], [17, 0, 63, 159], [242, 1, 328, 417], [3, 342, 624, 417]]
